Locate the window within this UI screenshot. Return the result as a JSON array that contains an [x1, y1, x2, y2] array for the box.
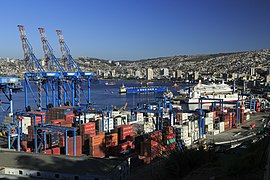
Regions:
[[37, 172, 41, 176], [55, 174, 60, 178], [19, 170, 23, 175], [74, 176, 79, 180]]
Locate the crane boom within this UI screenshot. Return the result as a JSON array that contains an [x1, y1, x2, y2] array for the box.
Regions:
[[17, 25, 45, 73], [38, 28, 65, 72], [56, 29, 82, 72]]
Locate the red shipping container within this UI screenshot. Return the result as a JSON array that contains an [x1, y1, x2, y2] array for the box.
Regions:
[[52, 147, 61, 155], [89, 145, 105, 158], [64, 113, 75, 122], [27, 126, 37, 141], [51, 119, 65, 126], [67, 136, 82, 156], [80, 122, 96, 135], [43, 149, 52, 154], [59, 136, 65, 147], [105, 133, 118, 147], [60, 121, 73, 127], [29, 111, 46, 125], [89, 134, 105, 146]]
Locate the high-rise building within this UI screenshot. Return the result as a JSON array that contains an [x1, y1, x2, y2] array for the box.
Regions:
[[176, 70, 182, 79], [160, 68, 169, 77], [194, 71, 199, 81], [250, 67, 256, 76], [146, 68, 153, 80]]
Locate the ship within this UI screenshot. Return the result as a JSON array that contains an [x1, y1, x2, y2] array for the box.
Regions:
[[119, 84, 167, 94], [177, 80, 239, 110], [105, 82, 116, 86]]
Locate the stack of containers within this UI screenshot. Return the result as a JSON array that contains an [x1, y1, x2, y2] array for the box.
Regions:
[[67, 136, 82, 156], [105, 133, 118, 147], [181, 125, 191, 146], [21, 117, 31, 135], [217, 122, 225, 133], [256, 102, 260, 112], [240, 104, 246, 123], [116, 125, 134, 142], [27, 126, 34, 141], [47, 106, 74, 121], [116, 125, 134, 155], [140, 139, 160, 159], [135, 112, 144, 122], [47, 132, 59, 148], [80, 122, 96, 145], [163, 126, 176, 151], [51, 147, 61, 155], [88, 133, 105, 157], [175, 112, 188, 124], [204, 112, 214, 134], [102, 117, 114, 132], [172, 125, 182, 145], [244, 109, 251, 121], [188, 120, 199, 142], [59, 136, 82, 156], [118, 141, 135, 154], [27, 111, 47, 125]]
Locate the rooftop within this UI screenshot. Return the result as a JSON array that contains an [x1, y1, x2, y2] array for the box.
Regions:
[[0, 151, 124, 176]]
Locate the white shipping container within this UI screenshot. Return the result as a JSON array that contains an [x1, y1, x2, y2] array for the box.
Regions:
[[194, 120, 199, 129], [206, 112, 214, 119], [194, 131, 199, 141], [208, 130, 220, 135], [205, 117, 213, 125], [136, 113, 144, 122], [188, 121, 192, 133], [205, 123, 213, 133], [218, 122, 225, 132], [183, 137, 192, 146], [181, 113, 188, 121], [112, 111, 120, 118], [22, 116, 31, 134]]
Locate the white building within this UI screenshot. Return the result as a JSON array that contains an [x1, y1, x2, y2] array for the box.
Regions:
[[160, 68, 169, 77], [250, 67, 256, 76], [135, 70, 141, 78], [146, 68, 153, 80]]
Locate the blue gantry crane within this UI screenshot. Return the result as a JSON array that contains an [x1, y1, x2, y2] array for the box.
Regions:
[[56, 29, 93, 106]]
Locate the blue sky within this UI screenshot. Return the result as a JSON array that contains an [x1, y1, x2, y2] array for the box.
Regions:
[[0, 0, 270, 60]]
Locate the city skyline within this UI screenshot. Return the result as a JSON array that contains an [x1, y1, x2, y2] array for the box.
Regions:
[[0, 0, 270, 60]]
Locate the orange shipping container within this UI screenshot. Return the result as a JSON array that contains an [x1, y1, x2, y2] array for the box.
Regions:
[[89, 134, 105, 146]]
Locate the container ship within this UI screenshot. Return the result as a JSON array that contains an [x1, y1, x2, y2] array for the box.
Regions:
[[119, 84, 167, 94], [177, 80, 239, 110]]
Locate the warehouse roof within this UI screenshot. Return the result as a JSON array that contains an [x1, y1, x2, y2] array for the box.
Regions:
[[0, 150, 125, 176]]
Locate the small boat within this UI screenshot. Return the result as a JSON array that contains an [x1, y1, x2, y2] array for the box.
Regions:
[[105, 82, 116, 86], [172, 83, 179, 88], [163, 89, 174, 99]]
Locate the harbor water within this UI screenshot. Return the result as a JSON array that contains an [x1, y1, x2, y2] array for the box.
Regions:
[[0, 80, 182, 115]]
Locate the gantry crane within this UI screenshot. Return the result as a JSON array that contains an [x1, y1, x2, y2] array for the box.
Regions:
[[56, 29, 93, 106], [18, 25, 49, 110]]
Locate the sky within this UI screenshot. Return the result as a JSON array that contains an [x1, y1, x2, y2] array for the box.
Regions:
[[0, 0, 270, 60]]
